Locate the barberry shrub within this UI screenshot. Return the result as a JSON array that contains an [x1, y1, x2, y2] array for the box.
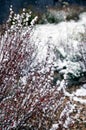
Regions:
[[0, 6, 76, 130]]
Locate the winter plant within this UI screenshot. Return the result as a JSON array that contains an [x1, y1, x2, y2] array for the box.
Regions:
[[0, 5, 86, 130], [0, 21, 68, 129], [7, 5, 38, 27]]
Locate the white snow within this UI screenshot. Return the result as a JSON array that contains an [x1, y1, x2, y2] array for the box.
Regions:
[[73, 96, 86, 104], [50, 124, 59, 130], [29, 12, 86, 104], [0, 9, 86, 130], [74, 87, 86, 96], [30, 12, 86, 79], [20, 76, 27, 85]]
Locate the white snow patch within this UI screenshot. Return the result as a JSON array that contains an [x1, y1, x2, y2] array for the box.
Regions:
[[20, 76, 27, 85], [73, 96, 86, 104], [74, 86, 86, 96], [63, 116, 72, 129], [50, 124, 59, 130]]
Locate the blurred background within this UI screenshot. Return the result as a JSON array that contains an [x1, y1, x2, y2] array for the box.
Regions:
[[0, 0, 86, 24]]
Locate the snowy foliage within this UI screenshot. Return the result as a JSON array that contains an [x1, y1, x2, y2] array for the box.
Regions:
[[0, 24, 68, 129], [30, 12, 86, 87], [0, 7, 86, 130], [7, 5, 38, 28]]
